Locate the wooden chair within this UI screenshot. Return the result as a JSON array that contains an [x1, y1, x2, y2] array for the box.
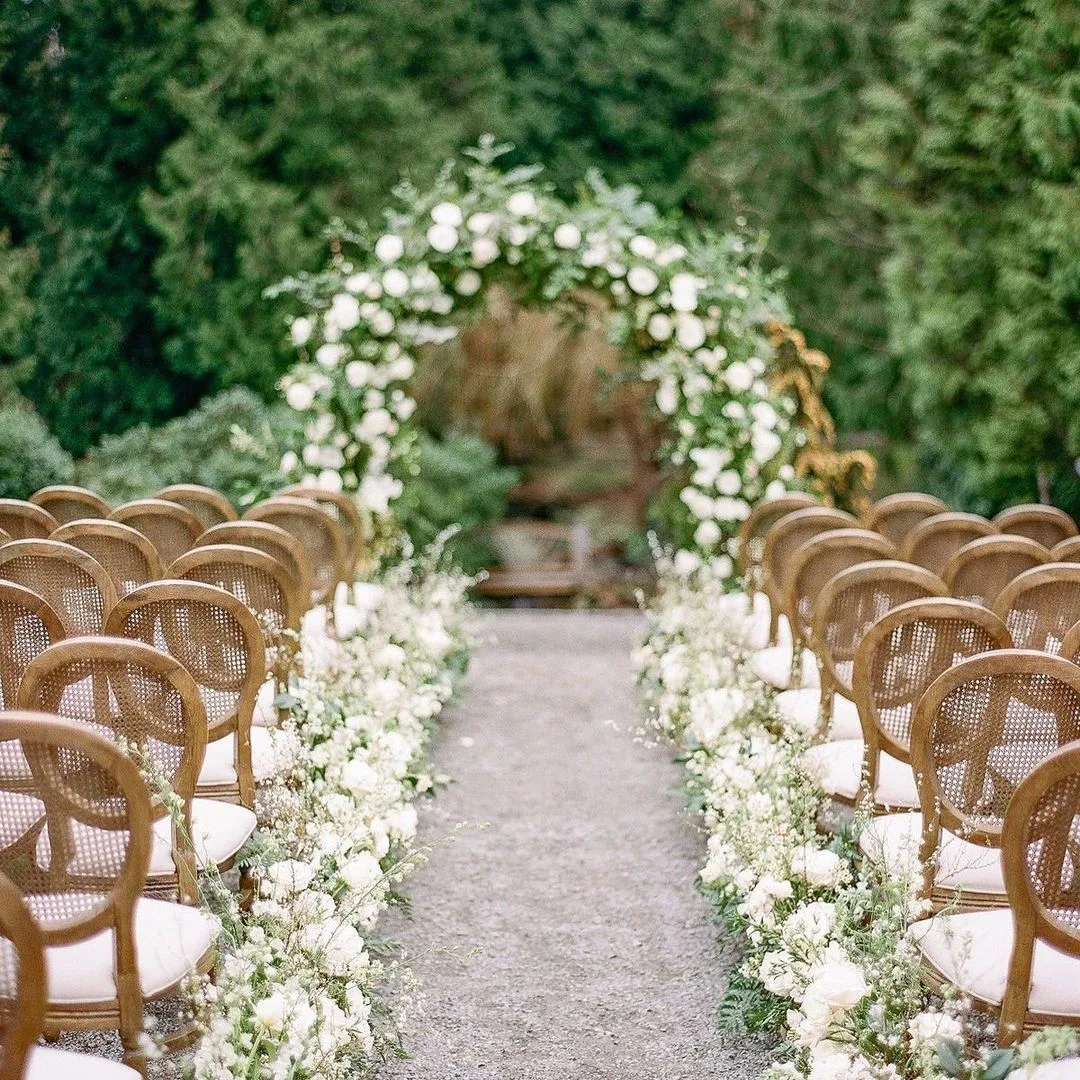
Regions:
[[0, 710, 216, 1074], [0, 540, 116, 635], [110, 500, 204, 569], [0, 502, 58, 541], [279, 484, 365, 576], [0, 871, 140, 1078], [994, 563, 1080, 654], [244, 496, 348, 605], [156, 484, 237, 529], [19, 638, 256, 903], [995, 504, 1078, 549], [51, 520, 164, 599], [1050, 536, 1080, 563], [758, 506, 855, 650], [912, 742, 1080, 1046], [168, 545, 302, 685], [908, 650, 1080, 912], [900, 512, 997, 575], [29, 486, 110, 526], [942, 534, 1050, 608], [193, 520, 314, 610], [737, 492, 819, 593], [0, 528, 9, 546], [865, 492, 948, 549], [106, 581, 266, 808], [0, 583, 64, 712]]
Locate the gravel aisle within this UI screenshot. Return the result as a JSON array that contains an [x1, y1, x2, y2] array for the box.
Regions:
[[383, 609, 767, 1079]]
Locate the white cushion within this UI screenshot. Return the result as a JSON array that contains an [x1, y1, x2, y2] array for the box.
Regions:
[[860, 812, 1005, 895], [774, 688, 863, 740], [750, 643, 819, 691], [251, 678, 279, 728], [44, 897, 215, 1005], [911, 908, 1080, 1016], [802, 738, 919, 807], [26, 1045, 141, 1080], [1017, 1060, 1080, 1080], [149, 799, 256, 874], [198, 728, 276, 787]]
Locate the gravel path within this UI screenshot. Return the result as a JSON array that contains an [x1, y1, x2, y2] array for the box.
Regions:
[[383, 609, 768, 1080]]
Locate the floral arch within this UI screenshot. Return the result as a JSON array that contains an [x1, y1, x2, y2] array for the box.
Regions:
[[272, 137, 864, 573]]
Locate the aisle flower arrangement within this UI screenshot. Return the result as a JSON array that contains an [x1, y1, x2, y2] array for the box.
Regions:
[[187, 543, 476, 1080], [635, 554, 1079, 1080]]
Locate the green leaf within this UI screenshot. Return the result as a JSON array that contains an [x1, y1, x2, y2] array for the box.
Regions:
[[981, 1048, 1014, 1080], [937, 1039, 964, 1076]]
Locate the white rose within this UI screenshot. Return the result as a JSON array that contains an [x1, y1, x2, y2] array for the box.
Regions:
[[329, 293, 360, 331], [627, 266, 660, 296], [426, 223, 459, 253], [430, 201, 463, 227], [506, 190, 538, 217], [290, 316, 312, 347], [253, 993, 289, 1033], [656, 243, 687, 265], [375, 234, 404, 262], [455, 270, 482, 296], [553, 223, 582, 249], [284, 382, 315, 411], [672, 549, 701, 576], [261, 858, 315, 897], [790, 846, 846, 889], [345, 271, 372, 294], [358, 473, 402, 515], [907, 1010, 963, 1050], [725, 361, 754, 391], [676, 314, 706, 349], [628, 234, 658, 259], [759, 951, 799, 997], [647, 313, 673, 341], [714, 496, 750, 521], [467, 211, 495, 234], [280, 450, 298, 473], [382, 268, 410, 298], [340, 852, 383, 894], [340, 757, 379, 796], [369, 309, 395, 337], [717, 470, 742, 496], [654, 376, 679, 415], [804, 949, 869, 1014], [471, 237, 499, 267], [317, 469, 343, 493], [315, 343, 346, 369], [345, 360, 373, 388], [694, 519, 721, 547], [387, 354, 415, 381]]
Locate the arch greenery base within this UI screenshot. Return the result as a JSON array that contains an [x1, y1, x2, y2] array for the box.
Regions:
[[273, 137, 814, 572]]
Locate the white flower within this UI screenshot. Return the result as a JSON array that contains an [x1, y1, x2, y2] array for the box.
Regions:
[[553, 223, 582, 249], [760, 951, 800, 997], [346, 271, 372, 294], [627, 266, 659, 295], [345, 360, 373, 388], [340, 852, 383, 894], [471, 237, 499, 267], [430, 201, 463, 227], [315, 343, 346, 369], [672, 549, 701, 576], [467, 211, 496, 234], [628, 234, 658, 259], [382, 268, 410, 298], [676, 314, 706, 349], [669, 272, 700, 312], [694, 519, 721, 547], [713, 496, 750, 521], [261, 858, 315, 898], [507, 190, 538, 217], [790, 846, 847, 889], [284, 382, 315, 411], [656, 243, 687, 266], [387, 354, 416, 381], [328, 292, 360, 332], [647, 313, 673, 341], [340, 757, 379, 796], [290, 316, 313, 347], [725, 361, 754, 392], [426, 223, 459, 253], [654, 376, 679, 415], [280, 450, 298, 473], [370, 309, 396, 336], [358, 473, 402, 515], [687, 686, 747, 744], [253, 993, 289, 1033], [317, 469, 343, 493], [907, 1010, 963, 1050], [455, 270, 482, 296], [375, 233, 405, 262], [716, 470, 742, 496], [803, 946, 869, 1016]]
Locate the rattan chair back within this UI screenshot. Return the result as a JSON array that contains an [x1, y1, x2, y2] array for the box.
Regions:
[[244, 496, 347, 602], [29, 486, 110, 525], [999, 743, 1080, 1042], [106, 581, 264, 807], [995, 504, 1078, 549], [854, 598, 1011, 768], [993, 563, 1080, 654], [865, 492, 948, 548], [0, 540, 116, 636], [737, 494, 819, 589], [1050, 536, 1080, 563], [942, 535, 1050, 608], [279, 485, 365, 575], [901, 512, 997, 575], [0, 502, 58, 541], [760, 506, 855, 643], [0, 529, 9, 547], [194, 521, 314, 608], [156, 484, 237, 529], [0, 583, 65, 711], [811, 560, 948, 708], [110, 499, 204, 568], [51, 520, 164, 599], [787, 529, 896, 647], [0, 872, 45, 1080]]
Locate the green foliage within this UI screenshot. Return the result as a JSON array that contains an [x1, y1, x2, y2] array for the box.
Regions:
[[851, 0, 1080, 514], [76, 387, 295, 508], [393, 432, 519, 574], [0, 396, 75, 498]]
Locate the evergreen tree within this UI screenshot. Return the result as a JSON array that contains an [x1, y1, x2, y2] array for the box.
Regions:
[[852, 0, 1080, 512], [144, 0, 508, 398]]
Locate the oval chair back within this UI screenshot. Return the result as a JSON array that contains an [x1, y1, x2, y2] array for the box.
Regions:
[[865, 492, 948, 549], [51, 520, 164, 599], [900, 512, 996, 576], [110, 499, 204, 569], [29, 486, 110, 526], [995, 504, 1078, 549], [943, 534, 1050, 609], [156, 485, 237, 530], [994, 563, 1080, 654], [0, 502, 58, 541]]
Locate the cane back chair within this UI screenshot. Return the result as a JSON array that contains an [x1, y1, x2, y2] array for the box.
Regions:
[[51, 521, 164, 600], [156, 485, 237, 530], [737, 493, 820, 594], [279, 485, 365, 577], [995, 504, 1078, 549], [29, 486, 110, 526], [865, 492, 948, 549], [110, 500, 204, 570], [943, 535, 1050, 609], [901, 512, 997, 576], [0, 502, 58, 541], [993, 564, 1080, 655]]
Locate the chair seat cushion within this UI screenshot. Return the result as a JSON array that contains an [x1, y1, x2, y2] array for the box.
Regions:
[[750, 643, 819, 691], [859, 812, 1006, 895], [198, 727, 277, 786], [911, 908, 1080, 1017], [774, 688, 862, 740], [251, 679, 279, 728], [149, 798, 256, 874], [26, 1045, 141, 1079], [44, 897, 215, 1005], [801, 739, 919, 807]]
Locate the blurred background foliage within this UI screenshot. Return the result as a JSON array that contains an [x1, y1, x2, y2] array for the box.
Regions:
[[1, 0, 1078, 525]]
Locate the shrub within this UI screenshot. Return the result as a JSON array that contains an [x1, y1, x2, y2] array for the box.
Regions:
[[76, 387, 297, 508], [0, 396, 75, 499]]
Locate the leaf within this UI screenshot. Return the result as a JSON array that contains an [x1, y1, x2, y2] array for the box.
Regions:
[[981, 1048, 1014, 1080], [937, 1039, 963, 1076]]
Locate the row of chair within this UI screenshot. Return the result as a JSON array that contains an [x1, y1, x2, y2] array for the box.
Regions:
[[735, 492, 1080, 1047], [0, 481, 363, 1075]]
